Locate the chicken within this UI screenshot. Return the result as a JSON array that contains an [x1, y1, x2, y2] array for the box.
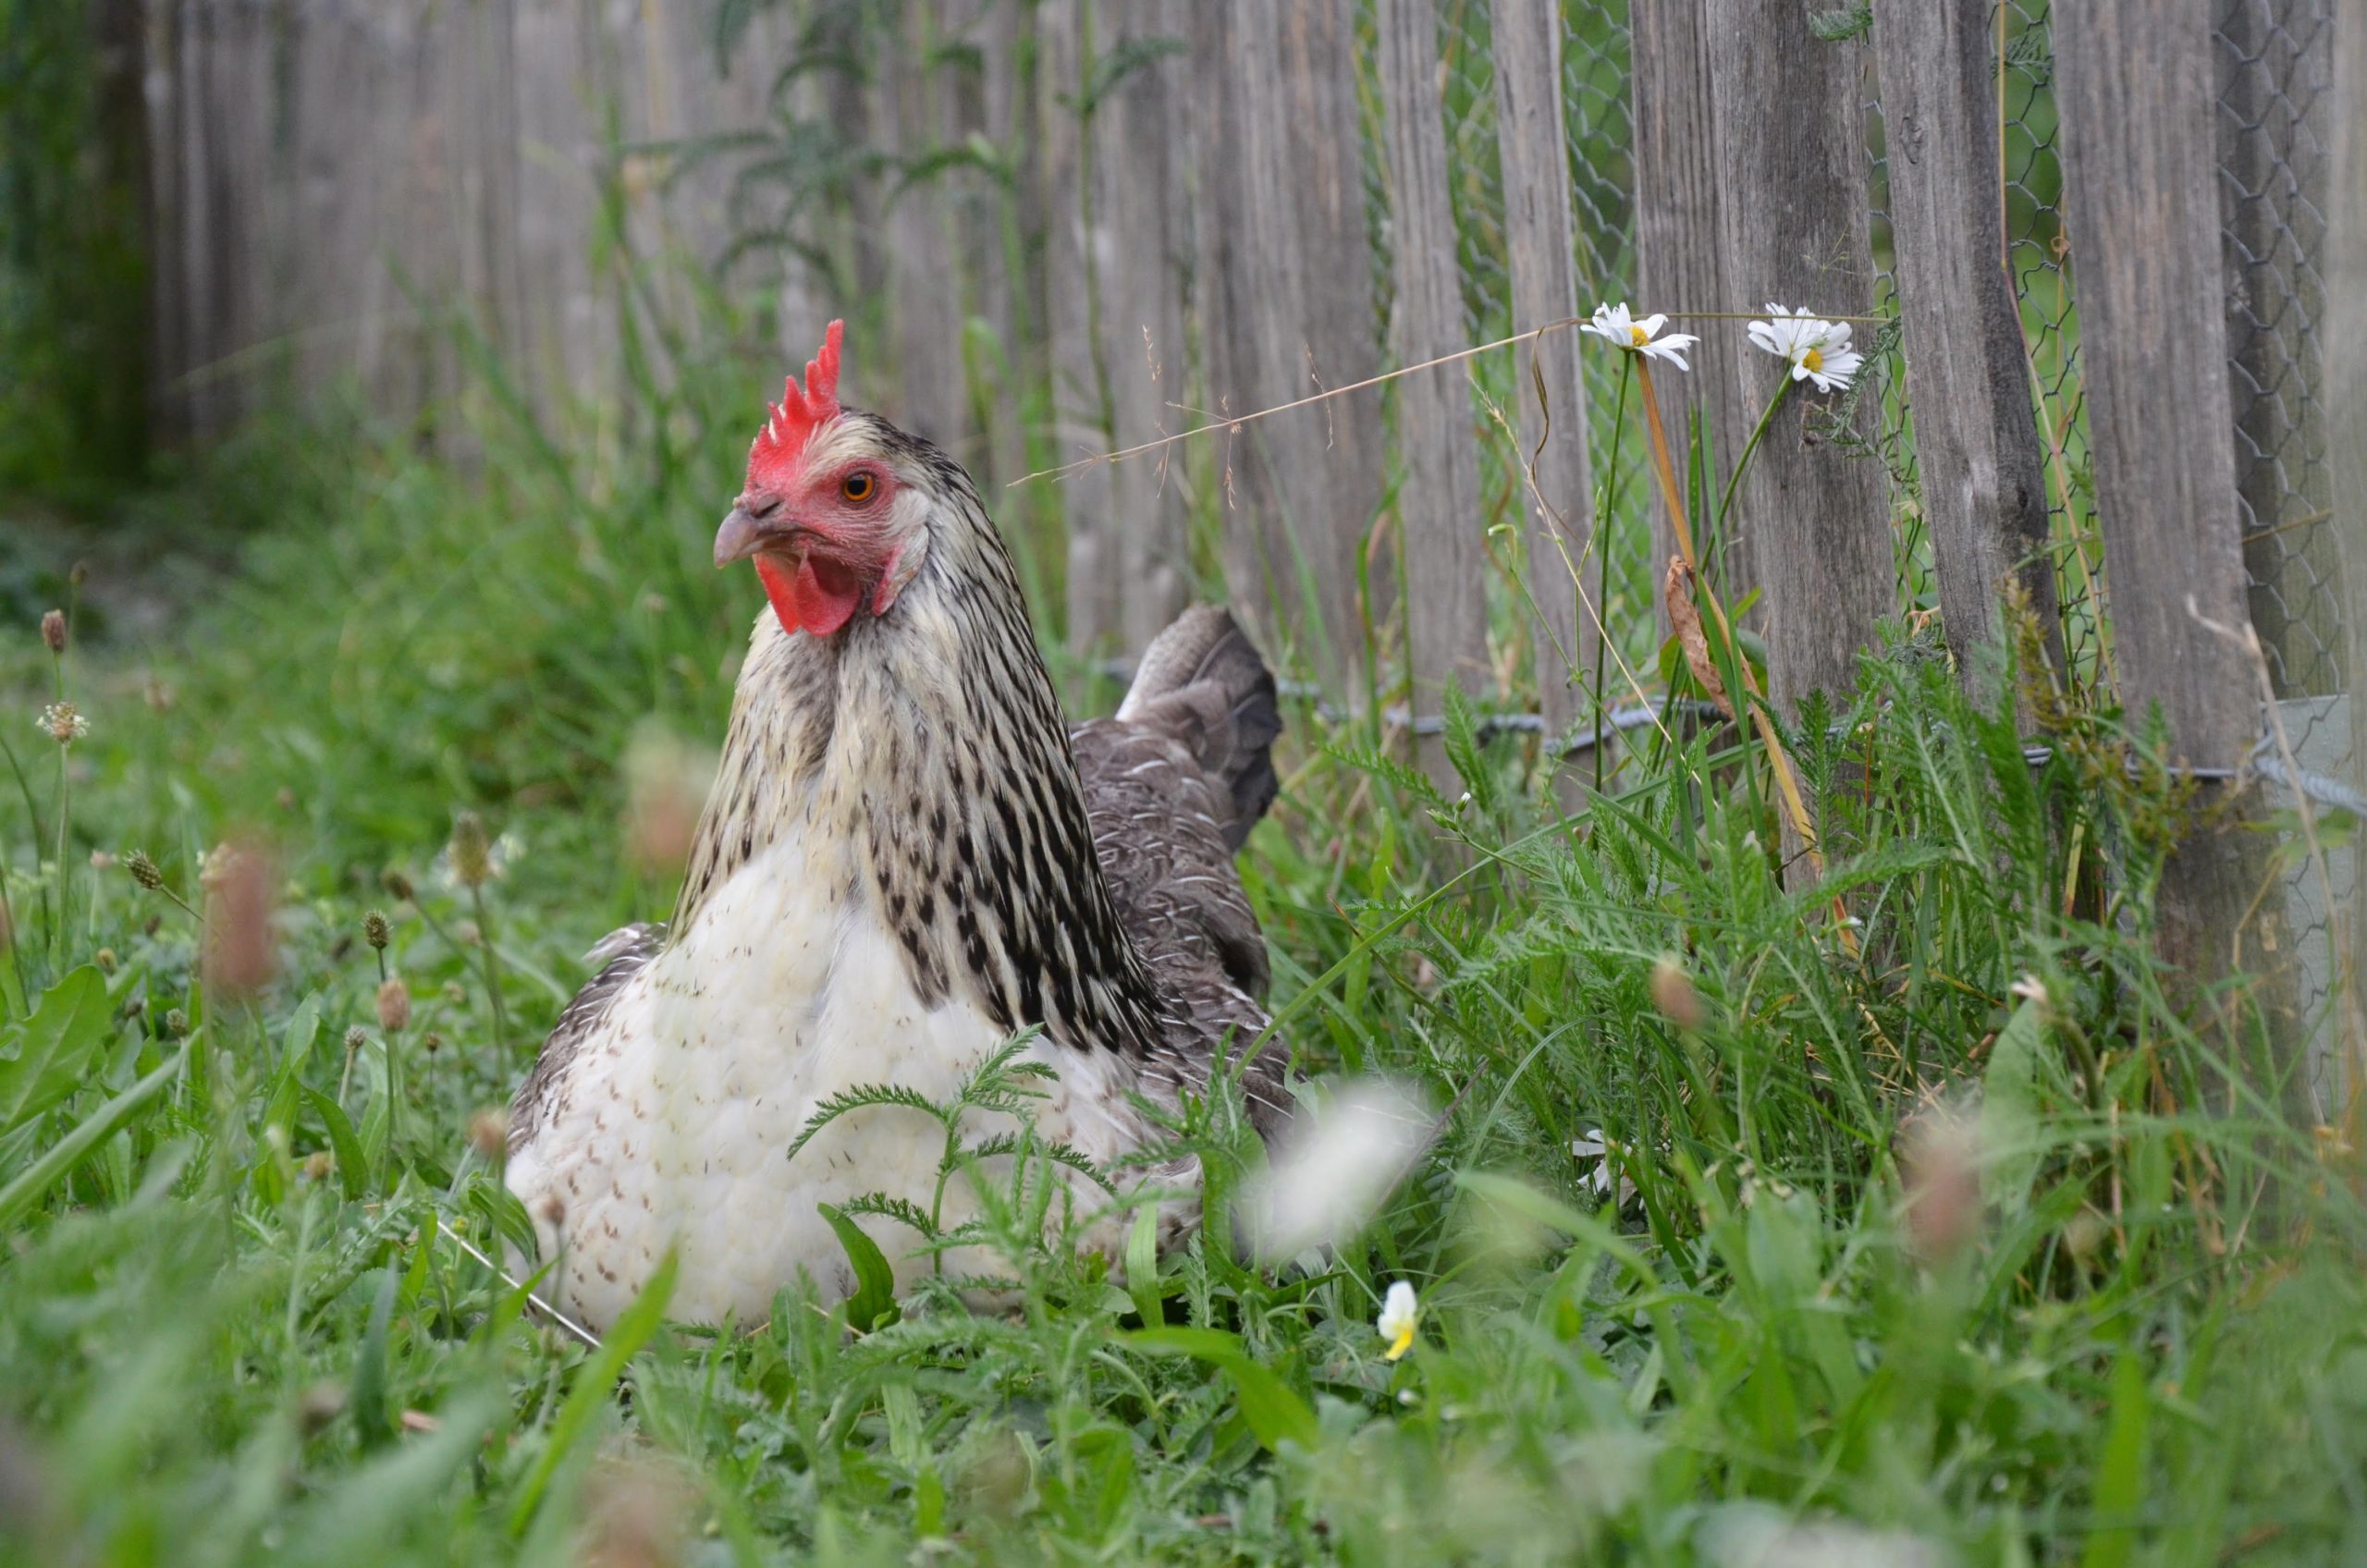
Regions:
[[504, 322, 1288, 1330]]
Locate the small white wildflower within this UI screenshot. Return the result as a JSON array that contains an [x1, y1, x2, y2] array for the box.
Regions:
[[1377, 1280, 1420, 1362], [1578, 302, 1700, 371], [1747, 303, 1864, 393], [37, 702, 88, 744]]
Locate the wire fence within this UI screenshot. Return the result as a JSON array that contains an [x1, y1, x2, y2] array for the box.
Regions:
[[1347, 0, 2351, 1092]]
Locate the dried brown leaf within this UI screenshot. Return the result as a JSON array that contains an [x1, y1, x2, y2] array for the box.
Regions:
[[1663, 555, 1734, 720]]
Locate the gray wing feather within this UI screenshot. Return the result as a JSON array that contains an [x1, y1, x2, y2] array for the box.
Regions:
[[1076, 606, 1290, 1137], [508, 921, 664, 1152]]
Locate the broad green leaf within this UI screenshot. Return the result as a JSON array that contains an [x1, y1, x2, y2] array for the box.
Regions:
[[300, 1084, 371, 1201], [0, 1042, 188, 1231], [0, 965, 114, 1133], [1979, 997, 2048, 1215], [1124, 1206, 1164, 1326], [818, 1201, 901, 1332], [350, 1268, 399, 1448]]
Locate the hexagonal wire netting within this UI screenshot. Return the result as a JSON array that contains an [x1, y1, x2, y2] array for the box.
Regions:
[[1385, 1, 2351, 1087]]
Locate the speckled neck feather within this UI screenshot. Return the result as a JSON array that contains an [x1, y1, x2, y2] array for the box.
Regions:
[[675, 410, 1169, 1060]]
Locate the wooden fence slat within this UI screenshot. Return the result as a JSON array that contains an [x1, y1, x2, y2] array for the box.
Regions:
[[1490, 0, 1596, 741], [507, 0, 607, 401], [1190, 0, 1385, 696], [1377, 0, 1489, 771], [1037, 0, 1121, 655], [1874, 0, 2061, 695], [881, 4, 970, 453], [1703, 6, 1892, 717], [1092, 0, 1192, 652], [2055, 0, 2283, 981], [969, 0, 1034, 497], [1630, 1, 1750, 619]]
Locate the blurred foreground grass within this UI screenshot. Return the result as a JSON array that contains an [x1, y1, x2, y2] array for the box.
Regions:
[[2, 348, 2365, 1566]]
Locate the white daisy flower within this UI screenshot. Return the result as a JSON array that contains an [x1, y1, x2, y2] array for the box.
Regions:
[[1377, 1280, 1420, 1362], [1578, 302, 1700, 372], [1747, 303, 1864, 393]]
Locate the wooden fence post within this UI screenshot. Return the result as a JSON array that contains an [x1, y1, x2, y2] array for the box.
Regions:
[[1631, 1, 1750, 620], [1377, 0, 1489, 774], [1702, 3, 1891, 717], [1036, 0, 1120, 655], [2055, 0, 2286, 985], [1490, 0, 1596, 743], [1091, 0, 1193, 653], [1190, 0, 1386, 697], [1873, 0, 2061, 696]]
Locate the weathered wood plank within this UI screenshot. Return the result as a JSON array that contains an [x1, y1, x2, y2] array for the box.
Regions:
[[1037, 0, 1120, 654], [2055, 0, 2282, 981], [966, 0, 1034, 497], [1873, 0, 2061, 694], [1490, 0, 1596, 741], [1091, 0, 1193, 651], [1377, 0, 1489, 772], [1630, 0, 1749, 616], [881, 2, 970, 452], [1703, 4, 1891, 717], [1190, 0, 1385, 696]]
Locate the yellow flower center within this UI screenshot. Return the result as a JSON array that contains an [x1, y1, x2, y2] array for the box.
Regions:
[[1802, 347, 1824, 373], [1385, 1322, 1416, 1361], [1629, 325, 1650, 346]]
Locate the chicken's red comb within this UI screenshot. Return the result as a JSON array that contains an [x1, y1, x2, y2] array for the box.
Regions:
[[747, 319, 844, 488]]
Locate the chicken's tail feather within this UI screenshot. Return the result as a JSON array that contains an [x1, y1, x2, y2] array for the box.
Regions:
[[1118, 606, 1282, 850]]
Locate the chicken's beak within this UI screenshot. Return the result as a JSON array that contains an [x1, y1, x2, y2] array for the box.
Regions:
[[714, 506, 767, 569]]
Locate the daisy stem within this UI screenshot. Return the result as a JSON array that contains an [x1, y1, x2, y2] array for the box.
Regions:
[[1632, 361, 1834, 895], [1591, 355, 1634, 793], [1714, 379, 1793, 545]]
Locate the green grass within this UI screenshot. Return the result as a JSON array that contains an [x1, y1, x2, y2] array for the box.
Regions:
[[3, 331, 2366, 1567]]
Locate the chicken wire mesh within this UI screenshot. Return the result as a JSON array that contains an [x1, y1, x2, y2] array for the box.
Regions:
[[1475, 0, 2349, 1088]]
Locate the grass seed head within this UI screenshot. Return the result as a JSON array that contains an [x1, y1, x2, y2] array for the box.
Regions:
[[447, 811, 494, 888], [1898, 1108, 1983, 1265], [342, 1025, 366, 1057], [201, 839, 277, 999], [468, 1108, 509, 1158], [381, 868, 414, 902], [40, 608, 66, 654], [38, 702, 88, 745], [162, 1009, 188, 1039], [362, 910, 389, 949], [375, 978, 410, 1033], [126, 851, 164, 890], [1649, 955, 1704, 1032], [578, 1454, 695, 1568], [422, 1030, 442, 1056], [295, 1380, 346, 1435]]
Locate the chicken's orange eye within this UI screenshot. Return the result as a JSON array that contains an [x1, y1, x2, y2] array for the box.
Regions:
[[841, 471, 877, 503]]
